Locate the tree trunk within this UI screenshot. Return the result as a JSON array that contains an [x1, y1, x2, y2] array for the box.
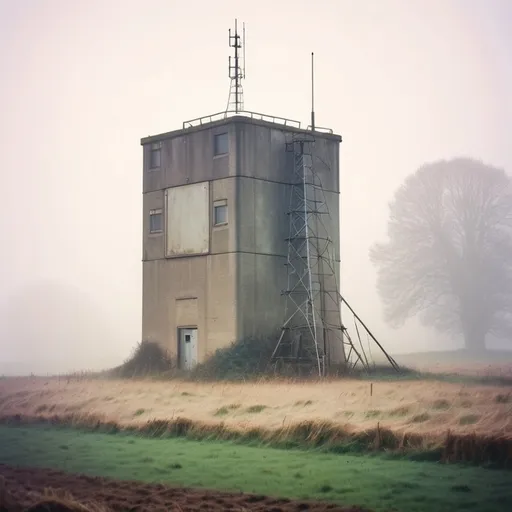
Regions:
[[461, 319, 487, 353]]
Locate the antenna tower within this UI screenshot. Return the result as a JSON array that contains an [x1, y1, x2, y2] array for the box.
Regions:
[[271, 54, 399, 377], [226, 19, 246, 113]]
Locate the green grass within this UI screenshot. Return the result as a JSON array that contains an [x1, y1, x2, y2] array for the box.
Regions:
[[245, 404, 266, 413], [0, 425, 510, 512]]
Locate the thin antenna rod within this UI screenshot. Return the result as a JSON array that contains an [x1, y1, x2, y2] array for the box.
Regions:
[[243, 22, 246, 78], [235, 19, 239, 112], [311, 52, 315, 131], [227, 19, 245, 113]]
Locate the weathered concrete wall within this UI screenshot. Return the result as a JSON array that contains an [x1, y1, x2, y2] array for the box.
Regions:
[[236, 177, 289, 256], [142, 253, 237, 361], [235, 122, 293, 183], [236, 252, 287, 341], [210, 178, 237, 255], [142, 122, 236, 193], [234, 176, 289, 342]]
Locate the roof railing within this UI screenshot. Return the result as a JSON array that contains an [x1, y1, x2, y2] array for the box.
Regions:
[[306, 125, 334, 134], [182, 110, 302, 130]]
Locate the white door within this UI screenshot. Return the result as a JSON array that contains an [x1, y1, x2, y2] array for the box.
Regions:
[[179, 328, 198, 370]]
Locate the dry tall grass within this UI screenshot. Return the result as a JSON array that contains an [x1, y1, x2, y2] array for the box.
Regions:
[[0, 375, 510, 438]]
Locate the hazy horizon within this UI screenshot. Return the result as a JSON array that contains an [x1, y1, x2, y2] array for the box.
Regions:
[[1, 0, 511, 375]]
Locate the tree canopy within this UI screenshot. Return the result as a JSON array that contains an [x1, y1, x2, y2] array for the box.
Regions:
[[370, 158, 512, 352]]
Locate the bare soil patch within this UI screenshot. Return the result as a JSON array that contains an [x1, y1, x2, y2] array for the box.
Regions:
[[0, 463, 369, 512]]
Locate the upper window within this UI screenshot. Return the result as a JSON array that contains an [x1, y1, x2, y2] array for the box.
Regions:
[[149, 142, 161, 169], [213, 199, 228, 226], [149, 208, 163, 233], [214, 133, 228, 156]]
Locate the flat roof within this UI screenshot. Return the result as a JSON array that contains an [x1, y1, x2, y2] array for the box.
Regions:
[[140, 111, 342, 145]]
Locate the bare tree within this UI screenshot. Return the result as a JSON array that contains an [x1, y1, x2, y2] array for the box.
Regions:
[[370, 158, 512, 352]]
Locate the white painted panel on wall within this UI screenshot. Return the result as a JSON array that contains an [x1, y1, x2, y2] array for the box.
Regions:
[[166, 182, 210, 256]]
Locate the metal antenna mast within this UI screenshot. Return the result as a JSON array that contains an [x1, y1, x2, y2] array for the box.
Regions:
[[311, 52, 315, 132], [226, 19, 245, 113], [271, 52, 344, 377], [271, 53, 400, 377]]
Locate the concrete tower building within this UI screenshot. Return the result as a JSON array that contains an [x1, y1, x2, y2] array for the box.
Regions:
[[140, 113, 342, 370], [139, 21, 355, 374]]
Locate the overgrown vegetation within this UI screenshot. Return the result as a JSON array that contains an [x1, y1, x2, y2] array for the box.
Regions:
[[106, 339, 512, 387], [109, 337, 406, 382], [189, 335, 279, 380], [110, 341, 173, 378]]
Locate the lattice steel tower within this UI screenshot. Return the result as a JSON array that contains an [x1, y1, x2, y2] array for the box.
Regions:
[[271, 133, 350, 376], [271, 55, 399, 377]]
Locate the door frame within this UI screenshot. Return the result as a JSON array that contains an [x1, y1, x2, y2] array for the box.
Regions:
[[177, 326, 198, 370]]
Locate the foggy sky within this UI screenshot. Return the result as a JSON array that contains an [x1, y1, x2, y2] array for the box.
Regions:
[[1, 0, 511, 374]]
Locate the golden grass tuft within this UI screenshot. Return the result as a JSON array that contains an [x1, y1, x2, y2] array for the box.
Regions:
[[442, 430, 512, 467]]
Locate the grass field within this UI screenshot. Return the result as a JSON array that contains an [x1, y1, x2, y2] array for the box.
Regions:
[[1, 374, 510, 440], [1, 352, 511, 510], [392, 350, 512, 378], [0, 424, 510, 512]]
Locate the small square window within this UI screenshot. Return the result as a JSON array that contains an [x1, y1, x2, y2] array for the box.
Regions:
[[149, 208, 163, 233], [214, 200, 228, 226], [214, 133, 228, 156], [149, 142, 161, 169]]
